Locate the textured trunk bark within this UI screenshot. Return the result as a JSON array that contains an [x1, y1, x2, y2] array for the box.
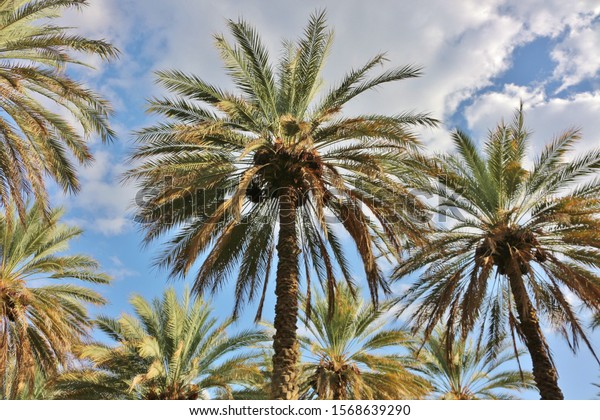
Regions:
[[332, 380, 343, 400], [506, 266, 564, 400], [271, 190, 301, 400]]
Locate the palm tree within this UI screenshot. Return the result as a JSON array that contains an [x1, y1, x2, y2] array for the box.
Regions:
[[127, 11, 436, 399], [0, 202, 110, 398], [299, 285, 431, 400], [0, 0, 117, 216], [54, 288, 267, 400], [393, 106, 600, 399], [415, 329, 535, 399]]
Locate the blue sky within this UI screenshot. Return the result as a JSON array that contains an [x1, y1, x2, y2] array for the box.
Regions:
[[49, 0, 600, 399]]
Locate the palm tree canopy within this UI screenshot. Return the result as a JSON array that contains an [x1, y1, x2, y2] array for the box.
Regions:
[[394, 106, 600, 352], [54, 288, 268, 400], [299, 285, 431, 399], [0, 201, 110, 398], [415, 329, 536, 400], [393, 106, 600, 396], [0, 0, 118, 216], [127, 10, 438, 318]]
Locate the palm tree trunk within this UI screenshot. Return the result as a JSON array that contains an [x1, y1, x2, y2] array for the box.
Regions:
[[506, 267, 564, 400], [332, 379, 343, 400], [271, 189, 301, 400]]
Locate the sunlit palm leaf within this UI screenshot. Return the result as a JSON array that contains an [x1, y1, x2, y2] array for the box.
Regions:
[[0, 201, 110, 399], [53, 288, 267, 400]]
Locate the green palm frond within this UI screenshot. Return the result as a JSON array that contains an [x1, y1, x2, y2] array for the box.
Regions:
[[414, 329, 535, 400], [0, 200, 110, 399], [0, 0, 118, 216], [393, 106, 600, 399], [54, 288, 268, 400], [299, 285, 431, 400]]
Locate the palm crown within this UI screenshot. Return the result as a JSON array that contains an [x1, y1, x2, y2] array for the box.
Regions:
[[0, 0, 117, 215], [415, 329, 535, 400], [393, 106, 600, 399], [0, 202, 110, 398], [300, 285, 431, 399], [128, 10, 437, 399], [54, 288, 267, 399]]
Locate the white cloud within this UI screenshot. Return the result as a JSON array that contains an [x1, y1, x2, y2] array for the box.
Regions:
[[105, 255, 139, 281], [56, 150, 137, 236], [465, 85, 600, 156], [503, 0, 600, 37], [54, 1, 599, 142], [49, 0, 600, 235], [504, 0, 600, 91], [107, 265, 139, 281], [109, 255, 124, 266], [93, 217, 130, 235], [46, 0, 600, 237], [552, 23, 600, 91]]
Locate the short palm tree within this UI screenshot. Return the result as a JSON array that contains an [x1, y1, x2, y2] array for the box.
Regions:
[[127, 11, 436, 399], [393, 106, 600, 399], [0, 0, 117, 215], [415, 329, 535, 399], [54, 288, 267, 400], [0, 202, 110, 398], [299, 285, 431, 400]]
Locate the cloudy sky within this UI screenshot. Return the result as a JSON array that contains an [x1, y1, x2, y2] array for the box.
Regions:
[[52, 0, 600, 399]]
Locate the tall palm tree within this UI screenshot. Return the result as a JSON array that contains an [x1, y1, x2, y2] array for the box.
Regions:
[[54, 288, 267, 400], [299, 285, 431, 400], [415, 329, 535, 399], [393, 106, 600, 399], [0, 0, 117, 216], [0, 202, 110, 398], [127, 11, 436, 399]]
